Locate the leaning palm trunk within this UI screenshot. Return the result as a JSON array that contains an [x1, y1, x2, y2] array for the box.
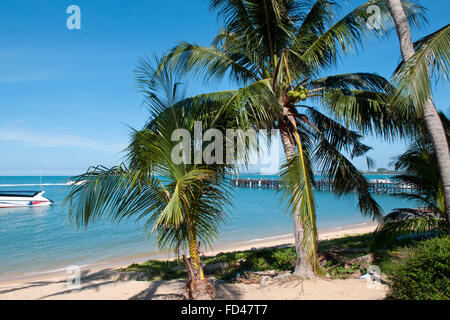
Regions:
[[183, 248, 215, 300], [387, 0, 450, 233], [184, 230, 215, 300]]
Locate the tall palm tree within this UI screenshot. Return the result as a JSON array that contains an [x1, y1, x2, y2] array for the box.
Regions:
[[386, 0, 450, 234], [374, 113, 450, 244], [65, 60, 231, 300], [159, 0, 425, 276]]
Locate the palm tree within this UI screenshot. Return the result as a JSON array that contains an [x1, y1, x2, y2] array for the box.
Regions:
[[386, 0, 450, 234], [159, 0, 425, 276], [374, 113, 450, 244], [65, 60, 232, 300]]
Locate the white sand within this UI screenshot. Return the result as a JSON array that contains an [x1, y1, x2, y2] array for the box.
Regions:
[[0, 222, 388, 300]]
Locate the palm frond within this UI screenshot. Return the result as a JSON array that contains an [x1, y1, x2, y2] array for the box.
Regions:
[[163, 41, 261, 84], [300, 0, 426, 75], [321, 87, 416, 139], [135, 55, 188, 121], [64, 165, 167, 229], [373, 208, 445, 245], [210, 0, 297, 65], [174, 79, 280, 130], [313, 132, 383, 219], [306, 107, 372, 159], [151, 173, 231, 252], [392, 24, 450, 111], [374, 114, 450, 243], [309, 72, 392, 92]]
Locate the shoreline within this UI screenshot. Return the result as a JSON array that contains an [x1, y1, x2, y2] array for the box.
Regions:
[[0, 221, 378, 286]]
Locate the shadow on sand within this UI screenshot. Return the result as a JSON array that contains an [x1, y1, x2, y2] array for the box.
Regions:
[[0, 268, 245, 300]]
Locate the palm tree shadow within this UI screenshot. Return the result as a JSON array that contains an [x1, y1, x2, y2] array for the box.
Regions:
[[1, 267, 248, 300], [0, 271, 88, 296], [215, 282, 244, 300], [38, 280, 119, 299], [128, 279, 186, 300], [0, 281, 57, 296], [128, 279, 245, 300], [0, 268, 121, 299]]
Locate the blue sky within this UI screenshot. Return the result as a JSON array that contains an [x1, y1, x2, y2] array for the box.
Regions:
[[0, 0, 448, 176]]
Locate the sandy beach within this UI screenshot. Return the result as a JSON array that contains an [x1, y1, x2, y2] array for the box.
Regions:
[[0, 222, 388, 300]]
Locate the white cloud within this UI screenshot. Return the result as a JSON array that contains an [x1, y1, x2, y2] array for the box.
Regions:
[[0, 129, 127, 152]]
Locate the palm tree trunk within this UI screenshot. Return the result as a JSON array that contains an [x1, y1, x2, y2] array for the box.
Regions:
[[292, 209, 315, 276], [280, 113, 315, 278], [183, 253, 215, 300], [387, 0, 450, 233], [184, 225, 215, 300]]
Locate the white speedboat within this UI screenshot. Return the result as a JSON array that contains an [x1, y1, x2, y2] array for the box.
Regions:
[[66, 180, 86, 186], [0, 191, 54, 208]]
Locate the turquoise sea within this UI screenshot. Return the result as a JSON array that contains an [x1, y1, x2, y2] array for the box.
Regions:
[[0, 175, 417, 279]]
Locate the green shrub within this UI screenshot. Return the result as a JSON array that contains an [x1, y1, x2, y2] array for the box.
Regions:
[[385, 236, 450, 300], [242, 247, 296, 271]]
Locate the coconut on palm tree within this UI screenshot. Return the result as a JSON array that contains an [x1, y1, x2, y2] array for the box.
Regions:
[[386, 0, 450, 233], [158, 0, 425, 276], [65, 60, 232, 300]]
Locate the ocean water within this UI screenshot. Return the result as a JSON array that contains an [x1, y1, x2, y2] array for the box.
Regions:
[[0, 175, 417, 279]]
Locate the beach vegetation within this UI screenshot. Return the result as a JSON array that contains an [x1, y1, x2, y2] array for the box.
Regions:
[[120, 247, 297, 281], [120, 231, 450, 287], [121, 233, 382, 281], [120, 261, 187, 281], [383, 236, 450, 300], [319, 233, 374, 250]]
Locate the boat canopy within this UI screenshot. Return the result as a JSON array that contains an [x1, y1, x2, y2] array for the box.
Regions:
[[0, 191, 42, 197]]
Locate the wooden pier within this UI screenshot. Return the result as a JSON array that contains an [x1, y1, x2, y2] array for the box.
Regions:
[[230, 178, 420, 195]]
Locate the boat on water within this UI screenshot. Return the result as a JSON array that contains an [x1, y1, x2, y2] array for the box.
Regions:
[[66, 180, 86, 186], [0, 191, 54, 208]]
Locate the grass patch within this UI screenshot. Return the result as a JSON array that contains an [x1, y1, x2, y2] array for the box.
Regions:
[[202, 246, 297, 280], [318, 233, 373, 250], [118, 260, 185, 281]]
